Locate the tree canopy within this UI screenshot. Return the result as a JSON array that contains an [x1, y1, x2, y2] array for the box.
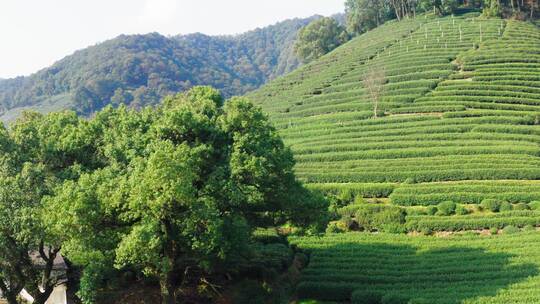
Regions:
[[294, 17, 350, 63], [0, 86, 328, 304], [344, 0, 537, 36], [0, 110, 100, 304]]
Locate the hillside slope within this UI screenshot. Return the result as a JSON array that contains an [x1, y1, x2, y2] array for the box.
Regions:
[[0, 16, 320, 122], [249, 13, 540, 206]]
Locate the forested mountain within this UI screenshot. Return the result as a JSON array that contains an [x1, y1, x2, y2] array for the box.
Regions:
[[0, 16, 320, 121]]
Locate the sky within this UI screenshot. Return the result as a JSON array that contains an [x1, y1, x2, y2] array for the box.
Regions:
[[0, 0, 344, 79]]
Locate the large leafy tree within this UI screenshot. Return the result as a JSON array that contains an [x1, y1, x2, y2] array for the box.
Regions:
[[0, 111, 100, 304], [45, 86, 327, 304], [294, 17, 349, 63]]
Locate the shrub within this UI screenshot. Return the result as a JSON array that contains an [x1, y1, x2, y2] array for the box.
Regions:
[[354, 196, 367, 204], [514, 203, 530, 211], [426, 206, 438, 215], [374, 206, 407, 227], [421, 227, 433, 235], [489, 227, 499, 235], [338, 189, 355, 205], [338, 204, 363, 218], [339, 218, 358, 231], [381, 223, 407, 234], [436, 201, 456, 216], [351, 290, 382, 304], [474, 204, 484, 212], [455, 205, 469, 215], [499, 201, 513, 212], [503, 225, 520, 234], [404, 177, 416, 184], [481, 199, 502, 212], [355, 205, 406, 231], [406, 208, 427, 216], [326, 221, 344, 233], [523, 224, 536, 231], [529, 201, 540, 211]]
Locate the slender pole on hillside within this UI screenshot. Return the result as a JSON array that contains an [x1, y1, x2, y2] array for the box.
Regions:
[[363, 66, 386, 118], [480, 23, 483, 42]]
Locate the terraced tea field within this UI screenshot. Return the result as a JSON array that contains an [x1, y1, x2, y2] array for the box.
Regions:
[[291, 232, 540, 303], [249, 12, 540, 223], [249, 13, 540, 303]]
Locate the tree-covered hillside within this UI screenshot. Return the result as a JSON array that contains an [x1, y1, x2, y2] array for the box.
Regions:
[[0, 16, 320, 121]]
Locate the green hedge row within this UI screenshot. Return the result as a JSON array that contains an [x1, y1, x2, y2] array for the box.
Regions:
[[299, 168, 540, 184], [406, 211, 540, 232], [306, 182, 396, 198]]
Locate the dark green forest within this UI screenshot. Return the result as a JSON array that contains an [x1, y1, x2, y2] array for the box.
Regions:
[[0, 16, 323, 119]]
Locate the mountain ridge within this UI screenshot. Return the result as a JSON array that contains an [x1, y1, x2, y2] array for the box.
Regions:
[[0, 14, 340, 123]]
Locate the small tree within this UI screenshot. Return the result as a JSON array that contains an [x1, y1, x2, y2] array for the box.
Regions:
[[363, 66, 386, 118]]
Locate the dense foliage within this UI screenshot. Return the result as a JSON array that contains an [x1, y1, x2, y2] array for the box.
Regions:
[[0, 87, 327, 304], [294, 17, 349, 63], [344, 0, 537, 37], [0, 110, 99, 304], [0, 17, 319, 119]]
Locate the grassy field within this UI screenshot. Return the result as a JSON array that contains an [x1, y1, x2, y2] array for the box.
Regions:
[[291, 232, 540, 304]]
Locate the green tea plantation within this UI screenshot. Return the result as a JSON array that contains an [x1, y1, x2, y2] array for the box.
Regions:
[[248, 11, 540, 304]]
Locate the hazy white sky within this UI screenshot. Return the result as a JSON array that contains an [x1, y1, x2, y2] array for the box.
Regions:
[[0, 0, 344, 79]]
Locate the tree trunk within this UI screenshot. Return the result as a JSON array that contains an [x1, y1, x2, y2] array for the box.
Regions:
[[30, 245, 60, 304], [160, 273, 176, 304], [5, 292, 19, 304], [391, 0, 401, 20], [33, 287, 55, 304], [160, 220, 177, 304], [0, 279, 23, 304]]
